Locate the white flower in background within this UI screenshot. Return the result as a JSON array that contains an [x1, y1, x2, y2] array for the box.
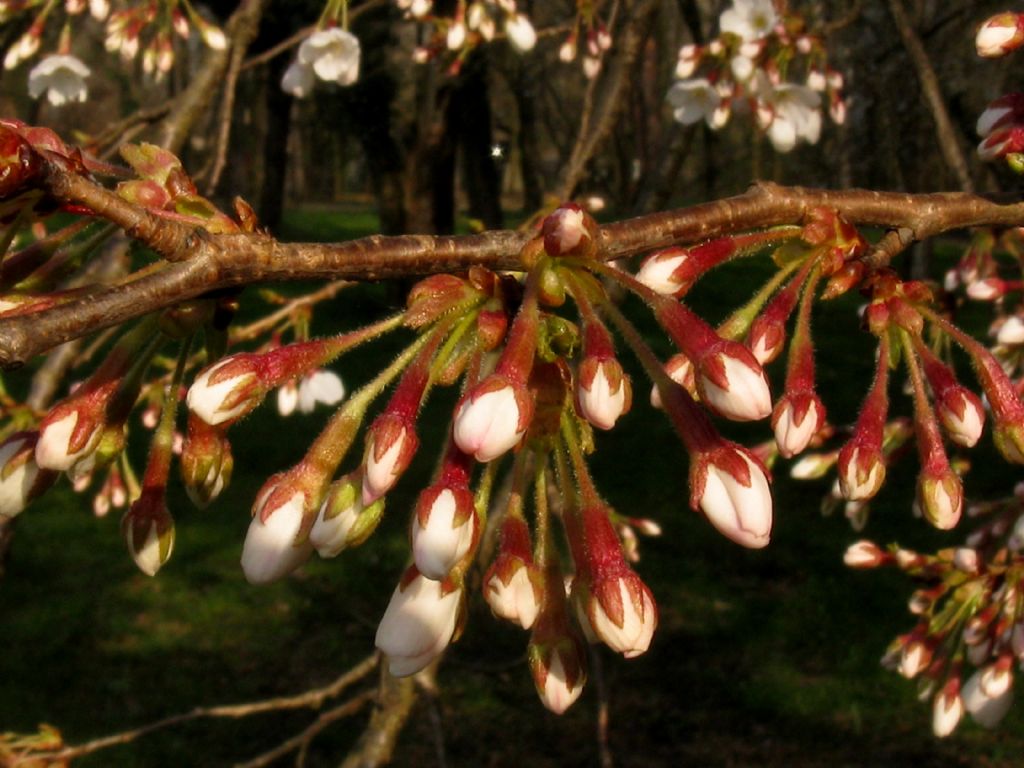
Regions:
[[298, 28, 360, 86], [281, 60, 315, 98], [505, 13, 536, 53], [730, 55, 754, 82], [277, 370, 345, 416], [754, 73, 822, 153], [28, 55, 91, 106], [719, 0, 778, 42], [667, 78, 721, 127]]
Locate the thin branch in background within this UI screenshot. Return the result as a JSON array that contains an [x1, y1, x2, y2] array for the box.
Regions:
[[206, 25, 249, 194], [885, 0, 974, 193], [50, 654, 380, 763], [230, 280, 353, 343], [92, 104, 174, 158], [232, 691, 377, 768], [589, 646, 615, 768]]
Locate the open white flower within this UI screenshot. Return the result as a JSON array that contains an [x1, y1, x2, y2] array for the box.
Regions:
[[667, 78, 722, 128], [277, 370, 345, 416], [297, 28, 360, 86], [281, 60, 315, 98], [754, 74, 822, 153], [719, 0, 778, 42], [28, 55, 90, 106]]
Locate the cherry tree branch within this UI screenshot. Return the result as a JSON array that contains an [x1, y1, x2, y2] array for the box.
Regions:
[[6, 165, 1024, 369]]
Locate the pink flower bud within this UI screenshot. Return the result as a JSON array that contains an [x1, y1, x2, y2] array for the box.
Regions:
[[697, 344, 772, 422], [932, 680, 963, 738], [843, 539, 886, 568], [121, 489, 175, 576], [310, 473, 384, 557], [576, 357, 631, 430], [453, 375, 532, 462], [693, 446, 773, 549], [362, 414, 419, 504], [917, 469, 963, 530], [0, 432, 56, 518], [240, 478, 314, 584], [374, 566, 463, 677], [180, 415, 233, 508], [936, 386, 985, 447], [186, 356, 261, 426], [771, 392, 825, 458], [976, 12, 1024, 58], [962, 667, 1014, 728], [837, 443, 885, 501], [411, 483, 478, 580], [578, 570, 658, 658]]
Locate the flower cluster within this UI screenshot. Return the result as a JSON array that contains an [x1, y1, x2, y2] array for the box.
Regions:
[[667, 0, 845, 152], [845, 485, 1024, 736], [397, 0, 537, 75], [1, 0, 227, 101]]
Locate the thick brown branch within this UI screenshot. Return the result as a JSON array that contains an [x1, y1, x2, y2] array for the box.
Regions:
[[6, 180, 1024, 368]]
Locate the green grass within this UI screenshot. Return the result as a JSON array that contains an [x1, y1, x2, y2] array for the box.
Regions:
[[2, 206, 1022, 766]]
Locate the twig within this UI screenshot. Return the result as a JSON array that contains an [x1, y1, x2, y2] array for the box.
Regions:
[[232, 691, 376, 768], [230, 280, 353, 342], [339, 669, 418, 768], [50, 654, 380, 762], [885, 0, 974, 193], [206, 22, 249, 194], [589, 646, 615, 768]]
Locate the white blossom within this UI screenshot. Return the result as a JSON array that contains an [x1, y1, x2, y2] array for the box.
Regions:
[[719, 0, 778, 42], [28, 55, 90, 107], [298, 28, 360, 86]]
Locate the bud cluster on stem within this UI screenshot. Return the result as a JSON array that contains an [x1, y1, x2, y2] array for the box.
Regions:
[[837, 333, 890, 501]]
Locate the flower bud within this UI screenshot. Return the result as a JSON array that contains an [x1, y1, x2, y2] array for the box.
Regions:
[[966, 277, 1003, 301], [186, 356, 261, 426], [505, 13, 537, 53], [310, 473, 384, 558], [576, 357, 631, 430], [576, 569, 658, 658], [932, 679, 963, 738], [649, 354, 694, 409], [240, 477, 314, 584], [375, 566, 463, 677], [453, 375, 532, 462], [771, 392, 825, 458], [635, 248, 688, 295], [36, 406, 104, 473], [837, 443, 885, 501], [976, 12, 1024, 58], [917, 469, 963, 530], [692, 446, 773, 549], [540, 203, 597, 258], [696, 344, 772, 422], [936, 386, 985, 447], [180, 415, 233, 508], [0, 431, 56, 517], [996, 315, 1024, 345], [411, 483, 478, 580], [843, 539, 886, 568], [362, 413, 418, 504], [121, 488, 175, 576], [484, 515, 542, 629], [962, 667, 1014, 728], [897, 637, 931, 679]]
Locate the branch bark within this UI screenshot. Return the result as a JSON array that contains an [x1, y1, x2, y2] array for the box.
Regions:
[[7, 172, 1024, 368]]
